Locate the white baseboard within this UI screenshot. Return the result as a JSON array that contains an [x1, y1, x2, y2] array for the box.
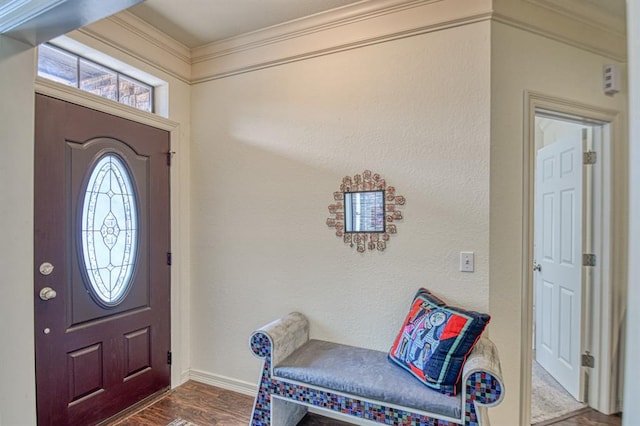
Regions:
[[178, 370, 190, 386], [188, 369, 257, 397], [186, 369, 375, 425]]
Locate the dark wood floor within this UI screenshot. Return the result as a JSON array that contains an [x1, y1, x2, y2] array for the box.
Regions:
[[110, 381, 341, 426], [543, 408, 621, 426], [111, 380, 621, 426]]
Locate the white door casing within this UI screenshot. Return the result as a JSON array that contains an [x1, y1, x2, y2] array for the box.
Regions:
[[522, 93, 619, 425], [534, 137, 584, 401]]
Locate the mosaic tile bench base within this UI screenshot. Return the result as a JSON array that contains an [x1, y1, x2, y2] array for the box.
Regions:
[[249, 313, 504, 426]]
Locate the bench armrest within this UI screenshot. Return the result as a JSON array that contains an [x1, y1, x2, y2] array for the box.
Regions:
[[250, 312, 309, 368], [463, 338, 502, 380], [462, 337, 505, 407]]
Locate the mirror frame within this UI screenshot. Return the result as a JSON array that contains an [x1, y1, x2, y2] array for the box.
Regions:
[[326, 170, 405, 252]]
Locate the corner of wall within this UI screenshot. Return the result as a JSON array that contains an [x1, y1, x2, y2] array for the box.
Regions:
[[0, 35, 37, 426]]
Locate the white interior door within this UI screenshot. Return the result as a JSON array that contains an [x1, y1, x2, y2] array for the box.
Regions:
[[534, 137, 584, 401]]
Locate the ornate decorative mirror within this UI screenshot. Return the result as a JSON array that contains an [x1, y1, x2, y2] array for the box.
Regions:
[[326, 170, 405, 252]]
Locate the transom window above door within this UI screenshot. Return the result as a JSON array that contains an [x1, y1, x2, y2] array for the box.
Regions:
[[37, 43, 154, 113]]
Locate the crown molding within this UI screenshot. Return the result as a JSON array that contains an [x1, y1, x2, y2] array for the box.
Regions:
[[109, 11, 192, 63], [492, 12, 626, 63], [190, 0, 493, 83], [189, 0, 626, 83], [524, 0, 625, 37], [75, 10, 192, 83], [492, 0, 626, 62], [190, 0, 445, 64], [68, 0, 626, 85]]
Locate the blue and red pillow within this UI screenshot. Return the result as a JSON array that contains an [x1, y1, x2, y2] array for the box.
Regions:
[[388, 288, 490, 396]]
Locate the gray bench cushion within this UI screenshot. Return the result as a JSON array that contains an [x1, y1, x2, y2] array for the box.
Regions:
[[273, 339, 462, 419]]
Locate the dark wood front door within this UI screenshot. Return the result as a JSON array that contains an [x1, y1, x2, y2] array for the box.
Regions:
[[34, 94, 171, 426]]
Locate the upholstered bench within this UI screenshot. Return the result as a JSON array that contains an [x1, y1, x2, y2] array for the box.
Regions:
[[249, 312, 504, 426]]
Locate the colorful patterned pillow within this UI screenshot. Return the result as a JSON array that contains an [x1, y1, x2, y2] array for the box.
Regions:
[[388, 288, 490, 395]]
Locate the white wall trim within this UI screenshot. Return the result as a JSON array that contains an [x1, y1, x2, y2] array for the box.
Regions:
[[74, 12, 192, 84], [190, 0, 491, 83], [521, 91, 621, 424], [187, 368, 372, 425], [190, 13, 492, 83], [189, 0, 625, 82], [189, 369, 257, 396], [524, 0, 625, 37], [185, 369, 401, 426], [69, 0, 626, 84], [108, 12, 191, 64], [190, 0, 445, 63], [492, 12, 626, 63], [34, 76, 188, 389], [35, 76, 177, 129]]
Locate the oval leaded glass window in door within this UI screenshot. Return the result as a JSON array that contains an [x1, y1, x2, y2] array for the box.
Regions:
[[80, 153, 138, 306]]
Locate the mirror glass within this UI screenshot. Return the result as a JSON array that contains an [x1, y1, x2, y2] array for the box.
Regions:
[[344, 190, 385, 233], [326, 170, 404, 252]]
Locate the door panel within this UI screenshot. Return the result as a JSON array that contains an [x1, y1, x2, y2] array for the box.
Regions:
[[534, 137, 583, 400], [560, 189, 576, 265], [542, 192, 554, 260], [34, 94, 171, 425], [540, 280, 553, 350], [558, 286, 574, 364]]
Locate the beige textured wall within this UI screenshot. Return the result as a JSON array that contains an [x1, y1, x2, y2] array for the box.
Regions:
[[189, 21, 492, 389], [0, 36, 36, 425], [490, 22, 627, 423]]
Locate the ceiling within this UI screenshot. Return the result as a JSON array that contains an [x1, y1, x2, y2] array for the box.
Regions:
[[128, 0, 365, 48], [0, 0, 143, 45]]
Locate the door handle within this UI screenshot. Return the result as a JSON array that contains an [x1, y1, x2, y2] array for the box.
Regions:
[[533, 263, 542, 272], [39, 287, 57, 301]]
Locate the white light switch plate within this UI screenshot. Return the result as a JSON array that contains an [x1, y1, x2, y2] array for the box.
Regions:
[[460, 252, 474, 272]]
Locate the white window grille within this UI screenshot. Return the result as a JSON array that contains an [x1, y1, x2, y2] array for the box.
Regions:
[[38, 43, 154, 113]]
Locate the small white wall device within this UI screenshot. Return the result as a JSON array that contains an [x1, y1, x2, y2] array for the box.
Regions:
[[460, 251, 474, 273], [603, 64, 620, 96]]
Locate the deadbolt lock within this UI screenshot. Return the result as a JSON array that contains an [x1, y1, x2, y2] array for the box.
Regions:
[[39, 287, 57, 301]]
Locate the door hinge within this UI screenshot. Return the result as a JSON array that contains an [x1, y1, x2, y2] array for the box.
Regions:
[[167, 252, 172, 266], [167, 351, 172, 365], [583, 253, 596, 267], [581, 351, 595, 368], [583, 151, 597, 165], [166, 150, 176, 166]]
